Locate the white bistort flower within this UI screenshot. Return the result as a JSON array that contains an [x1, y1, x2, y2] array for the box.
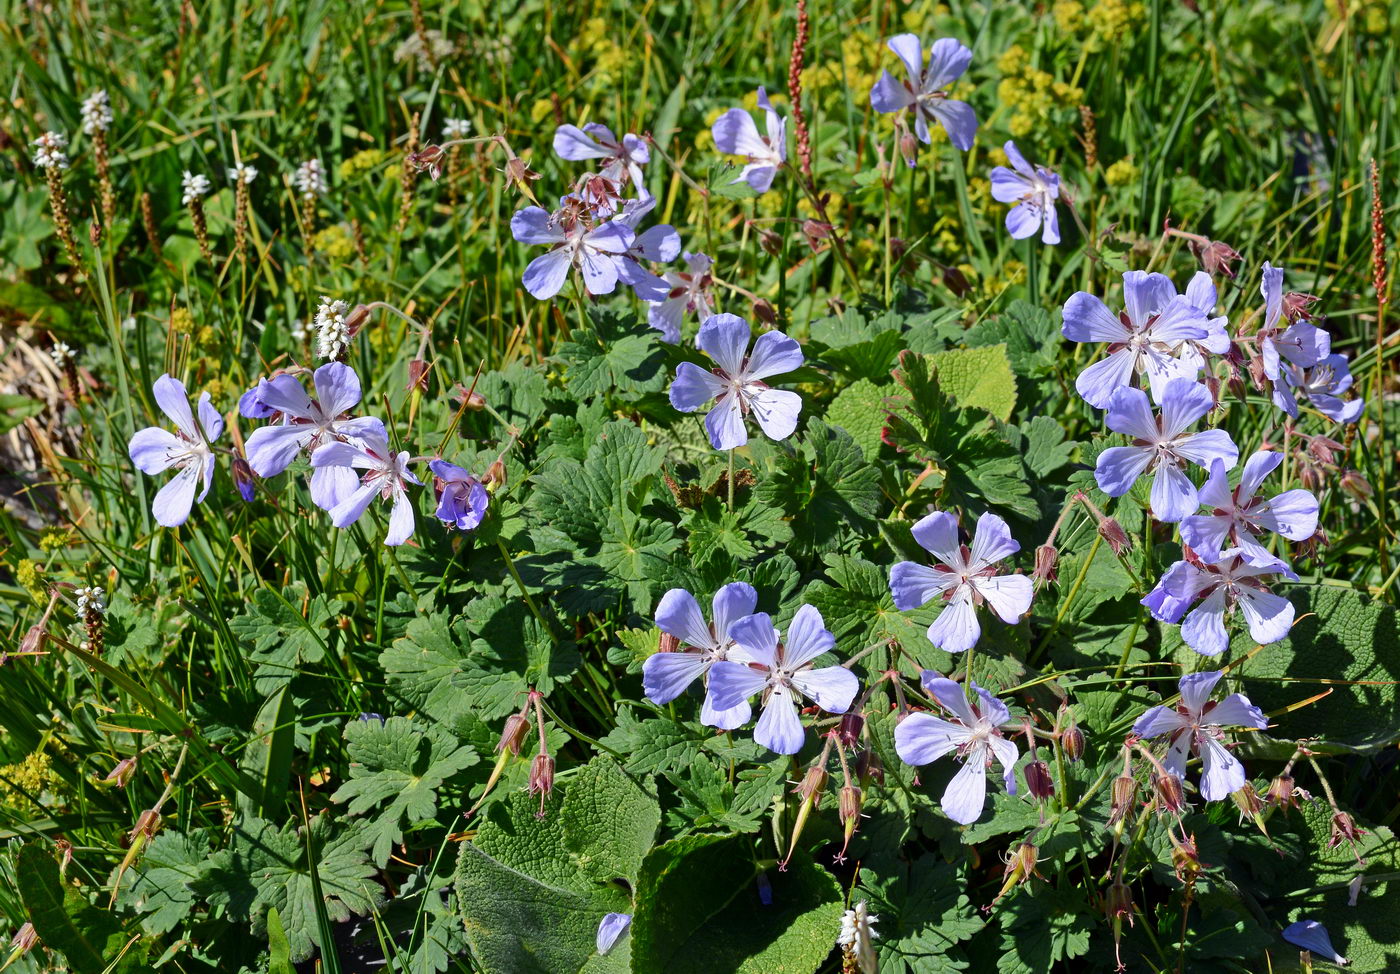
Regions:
[[31, 132, 70, 170], [314, 297, 352, 361], [80, 90, 113, 134], [293, 159, 328, 200], [181, 171, 212, 205], [228, 163, 259, 185], [837, 900, 879, 974]]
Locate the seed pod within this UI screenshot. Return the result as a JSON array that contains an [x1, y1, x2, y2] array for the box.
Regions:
[[838, 784, 863, 844], [496, 713, 531, 756], [1341, 470, 1373, 501], [1108, 775, 1137, 827], [105, 756, 138, 788], [837, 712, 865, 748], [1232, 782, 1265, 817], [1154, 773, 1187, 815], [1024, 760, 1055, 800], [1061, 719, 1085, 762], [1098, 517, 1132, 556], [407, 359, 430, 393], [528, 753, 555, 817], [1032, 544, 1058, 584], [794, 766, 828, 804]]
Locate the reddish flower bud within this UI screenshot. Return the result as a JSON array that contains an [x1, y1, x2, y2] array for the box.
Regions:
[[483, 459, 507, 489], [528, 753, 555, 817], [1024, 760, 1055, 800], [794, 765, 828, 804], [757, 227, 783, 256], [1195, 238, 1242, 278], [801, 219, 832, 251], [658, 632, 681, 654], [837, 713, 866, 748], [1309, 436, 1344, 465], [1032, 544, 1058, 584], [838, 784, 863, 840], [496, 712, 531, 756], [1061, 721, 1085, 763], [898, 129, 919, 169], [407, 359, 430, 393], [1098, 517, 1132, 556], [941, 263, 972, 297], [407, 144, 447, 180], [19, 624, 46, 656], [10, 922, 37, 952], [1108, 775, 1138, 828], [344, 304, 372, 339], [105, 756, 138, 788], [751, 298, 777, 325], [1155, 774, 1188, 815], [1281, 291, 1320, 320], [1341, 470, 1373, 501]]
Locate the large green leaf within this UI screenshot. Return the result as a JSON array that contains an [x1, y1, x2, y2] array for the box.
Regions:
[[17, 844, 130, 973]]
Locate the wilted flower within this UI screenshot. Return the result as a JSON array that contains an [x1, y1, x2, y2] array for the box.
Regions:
[[836, 900, 879, 974], [1061, 271, 1212, 408], [1193, 238, 1242, 278], [596, 913, 632, 956], [127, 375, 224, 527], [1131, 670, 1267, 800], [643, 582, 759, 729], [989, 140, 1060, 244], [427, 459, 489, 532], [706, 606, 859, 755], [669, 313, 804, 451], [1273, 353, 1365, 424], [1142, 549, 1297, 656], [1180, 451, 1318, 566], [228, 163, 258, 185], [869, 35, 978, 150], [528, 752, 555, 816], [1256, 263, 1330, 380], [181, 171, 211, 205], [648, 251, 716, 343], [894, 672, 1019, 824], [1094, 379, 1239, 522], [1281, 919, 1349, 966], [80, 90, 114, 134], [888, 510, 1033, 653], [309, 430, 422, 546], [31, 131, 70, 170], [244, 362, 386, 512], [293, 159, 329, 200], [554, 122, 649, 197], [711, 87, 787, 193], [509, 204, 634, 299]]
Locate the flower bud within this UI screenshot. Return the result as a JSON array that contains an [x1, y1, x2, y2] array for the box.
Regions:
[[1281, 290, 1320, 320], [1226, 370, 1248, 404], [801, 219, 832, 251], [1341, 470, 1373, 501], [483, 459, 507, 489], [837, 712, 865, 748], [1108, 775, 1137, 828], [10, 922, 37, 952], [1098, 517, 1131, 556], [1266, 773, 1308, 811], [1309, 436, 1344, 465], [1061, 720, 1085, 762], [757, 227, 783, 256], [231, 456, 257, 503], [751, 298, 777, 325], [658, 631, 681, 654], [941, 263, 971, 297], [1024, 760, 1055, 800], [19, 623, 46, 656], [407, 359, 430, 393], [528, 753, 555, 817], [1032, 544, 1058, 584], [898, 129, 919, 168], [496, 712, 531, 756], [344, 303, 372, 339], [1154, 774, 1188, 815], [105, 756, 137, 788], [453, 385, 487, 410]]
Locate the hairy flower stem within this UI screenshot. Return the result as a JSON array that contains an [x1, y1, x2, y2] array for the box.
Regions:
[[727, 448, 736, 510]]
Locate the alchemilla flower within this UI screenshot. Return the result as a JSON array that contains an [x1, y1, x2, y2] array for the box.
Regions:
[[1180, 451, 1319, 566], [889, 510, 1032, 654], [80, 90, 113, 134], [31, 132, 70, 170], [1061, 271, 1212, 408], [648, 251, 715, 344], [711, 87, 786, 194], [1094, 379, 1239, 523], [554, 122, 650, 196], [181, 171, 211, 205], [989, 140, 1060, 244], [1272, 353, 1365, 424], [869, 35, 978, 150], [643, 583, 759, 729], [127, 375, 224, 527], [1132, 670, 1266, 800], [706, 606, 859, 755], [1143, 549, 1298, 656], [510, 204, 634, 299], [427, 459, 489, 531], [309, 430, 422, 546], [894, 672, 1019, 824], [669, 313, 803, 451]]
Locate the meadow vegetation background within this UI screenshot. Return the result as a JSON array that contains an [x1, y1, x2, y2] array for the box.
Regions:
[[1, 0, 1398, 972]]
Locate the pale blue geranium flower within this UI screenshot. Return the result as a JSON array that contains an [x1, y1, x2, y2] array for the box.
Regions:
[[1094, 379, 1239, 522], [1173, 271, 1233, 367], [1061, 271, 1211, 408], [1273, 353, 1365, 424], [869, 35, 978, 150], [1257, 262, 1330, 381], [1131, 670, 1266, 800], [510, 205, 635, 299], [554, 122, 649, 197], [1281, 920, 1349, 966], [669, 313, 803, 451], [647, 251, 715, 344], [1142, 550, 1297, 657], [596, 913, 632, 956], [309, 431, 421, 546], [706, 606, 859, 755], [128, 374, 224, 528], [989, 140, 1060, 244], [1180, 451, 1318, 566], [427, 460, 488, 531], [711, 87, 786, 193], [642, 582, 759, 730], [889, 511, 1032, 654], [894, 672, 1018, 825], [610, 196, 681, 302]]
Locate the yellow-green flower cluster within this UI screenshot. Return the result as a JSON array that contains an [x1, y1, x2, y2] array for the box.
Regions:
[[995, 45, 1084, 139], [38, 527, 70, 552], [0, 751, 63, 815], [170, 306, 195, 334], [1105, 157, 1139, 186], [576, 16, 630, 89], [16, 558, 45, 601], [1054, 0, 1148, 53], [339, 148, 390, 181], [800, 32, 881, 102], [314, 224, 356, 261]]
